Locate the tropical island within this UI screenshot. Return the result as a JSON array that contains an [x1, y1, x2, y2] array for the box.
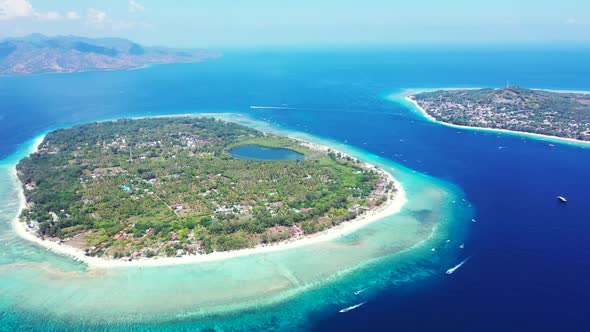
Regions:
[[0, 34, 219, 75], [15, 117, 399, 262], [408, 86, 590, 141]]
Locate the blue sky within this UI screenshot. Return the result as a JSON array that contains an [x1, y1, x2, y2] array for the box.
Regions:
[[0, 0, 589, 47]]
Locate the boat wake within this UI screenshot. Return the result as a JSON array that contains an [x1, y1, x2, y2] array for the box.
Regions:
[[339, 301, 367, 313], [354, 287, 369, 296], [446, 256, 471, 275]]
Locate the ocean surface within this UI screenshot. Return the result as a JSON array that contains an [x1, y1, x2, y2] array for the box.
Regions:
[[1, 46, 590, 331]]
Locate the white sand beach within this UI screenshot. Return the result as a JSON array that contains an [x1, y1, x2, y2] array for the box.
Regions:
[[403, 92, 590, 147], [12, 128, 408, 269]]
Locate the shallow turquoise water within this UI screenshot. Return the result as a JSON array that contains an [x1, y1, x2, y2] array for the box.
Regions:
[[2, 46, 590, 330], [0, 114, 469, 330]]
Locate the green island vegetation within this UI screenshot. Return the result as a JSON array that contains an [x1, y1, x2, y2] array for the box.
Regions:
[[411, 86, 590, 141], [17, 117, 394, 259]]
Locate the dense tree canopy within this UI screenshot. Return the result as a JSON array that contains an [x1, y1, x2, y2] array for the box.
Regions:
[[17, 117, 392, 260], [413, 86, 590, 141]]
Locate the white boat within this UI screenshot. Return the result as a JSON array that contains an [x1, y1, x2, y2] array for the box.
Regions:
[[557, 196, 567, 203], [339, 301, 367, 313], [471, 218, 477, 223], [354, 288, 368, 296], [446, 257, 471, 275], [459, 244, 465, 249]]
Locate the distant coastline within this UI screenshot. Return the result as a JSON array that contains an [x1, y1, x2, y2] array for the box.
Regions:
[[395, 88, 590, 148], [0, 60, 209, 79], [0, 34, 221, 76], [11, 117, 408, 269]]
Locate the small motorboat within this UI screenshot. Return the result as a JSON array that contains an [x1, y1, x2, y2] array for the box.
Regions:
[[354, 288, 368, 296], [339, 302, 367, 313], [446, 257, 471, 275], [557, 196, 567, 204]]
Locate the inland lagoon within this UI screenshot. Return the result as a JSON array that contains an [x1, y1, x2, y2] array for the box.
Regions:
[[1, 48, 590, 331], [228, 145, 304, 160], [0, 114, 469, 330]]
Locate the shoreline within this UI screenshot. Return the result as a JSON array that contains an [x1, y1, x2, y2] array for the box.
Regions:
[[399, 88, 590, 147], [0, 53, 222, 78], [11, 120, 408, 269]]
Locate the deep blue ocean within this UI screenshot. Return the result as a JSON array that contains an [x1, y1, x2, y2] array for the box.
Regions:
[[1, 46, 590, 331]]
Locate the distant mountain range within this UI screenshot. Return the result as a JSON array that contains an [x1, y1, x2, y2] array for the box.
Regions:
[[0, 34, 220, 75]]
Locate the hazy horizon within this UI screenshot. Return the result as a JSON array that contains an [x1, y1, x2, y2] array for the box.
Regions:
[[1, 0, 589, 48]]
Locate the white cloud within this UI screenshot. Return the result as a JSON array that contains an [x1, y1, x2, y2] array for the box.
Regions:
[[87, 8, 110, 26], [36, 11, 61, 21], [129, 0, 144, 13], [0, 1, 146, 30], [85, 8, 146, 30], [0, 0, 79, 22], [564, 18, 590, 26], [65, 11, 80, 20], [0, 0, 33, 20], [564, 18, 577, 25]]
